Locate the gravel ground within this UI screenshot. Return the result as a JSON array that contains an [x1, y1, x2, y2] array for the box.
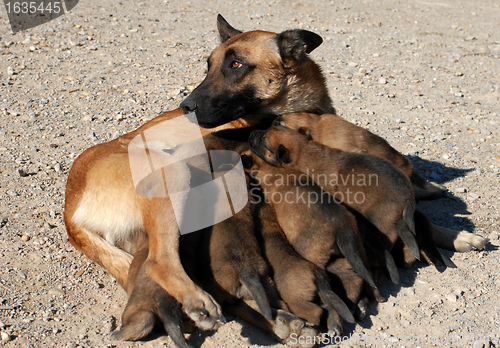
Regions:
[[0, 0, 499, 347]]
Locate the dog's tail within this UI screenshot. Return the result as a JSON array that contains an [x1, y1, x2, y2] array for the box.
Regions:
[[240, 271, 273, 320], [336, 226, 376, 288], [158, 297, 193, 348], [314, 268, 355, 323], [396, 199, 420, 260], [410, 171, 447, 197], [363, 231, 400, 284]]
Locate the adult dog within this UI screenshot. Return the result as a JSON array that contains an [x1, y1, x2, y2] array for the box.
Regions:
[[64, 14, 487, 334]]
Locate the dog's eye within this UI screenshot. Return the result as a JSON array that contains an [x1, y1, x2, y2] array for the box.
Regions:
[[231, 61, 243, 69]]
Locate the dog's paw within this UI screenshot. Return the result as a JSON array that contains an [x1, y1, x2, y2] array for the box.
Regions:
[[182, 289, 225, 331], [274, 310, 319, 348], [454, 231, 489, 252]]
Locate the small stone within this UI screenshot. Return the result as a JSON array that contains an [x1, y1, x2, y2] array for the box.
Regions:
[[54, 163, 62, 172], [468, 192, 480, 201], [21, 235, 30, 242], [407, 287, 415, 295], [18, 168, 28, 177], [473, 341, 484, 348], [1, 332, 11, 342], [62, 237, 69, 243], [442, 154, 450, 159], [396, 118, 402, 123], [359, 67, 367, 75], [348, 62, 358, 67], [378, 77, 387, 84], [487, 231, 499, 240], [455, 187, 466, 193], [86, 45, 97, 50], [453, 289, 464, 296], [0, 320, 4, 328], [88, 132, 96, 138], [446, 293, 458, 302], [7, 67, 14, 75]]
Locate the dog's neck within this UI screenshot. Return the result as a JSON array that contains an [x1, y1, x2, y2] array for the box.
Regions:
[[270, 60, 335, 116]]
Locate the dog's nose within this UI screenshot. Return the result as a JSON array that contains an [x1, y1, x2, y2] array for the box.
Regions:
[[180, 98, 197, 113]]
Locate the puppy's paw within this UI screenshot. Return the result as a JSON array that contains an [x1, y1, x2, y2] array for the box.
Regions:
[[182, 289, 225, 330], [275, 310, 319, 348], [454, 231, 489, 252]]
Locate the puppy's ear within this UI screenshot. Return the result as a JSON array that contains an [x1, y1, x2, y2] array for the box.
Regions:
[[277, 145, 292, 164], [277, 30, 323, 66], [297, 127, 313, 140], [217, 14, 242, 43], [240, 154, 253, 169]]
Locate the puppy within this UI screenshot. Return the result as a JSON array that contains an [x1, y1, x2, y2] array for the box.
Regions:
[[254, 201, 355, 337], [274, 112, 446, 200], [111, 234, 192, 348], [242, 152, 376, 288], [249, 126, 420, 261]]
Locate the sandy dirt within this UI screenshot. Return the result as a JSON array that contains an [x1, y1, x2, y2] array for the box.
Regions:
[[0, 0, 499, 347]]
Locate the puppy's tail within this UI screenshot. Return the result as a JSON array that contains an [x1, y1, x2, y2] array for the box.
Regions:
[[336, 226, 376, 289], [158, 298, 193, 348], [240, 271, 273, 320], [314, 268, 355, 323], [397, 199, 420, 260], [111, 310, 156, 342]]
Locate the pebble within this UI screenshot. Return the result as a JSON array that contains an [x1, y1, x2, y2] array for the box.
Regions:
[[442, 154, 449, 159], [1, 332, 11, 342], [18, 168, 28, 177], [455, 187, 466, 193], [396, 118, 402, 123], [21, 235, 30, 242], [7, 67, 14, 75], [54, 163, 62, 172], [407, 287, 415, 295], [446, 293, 458, 303], [378, 77, 388, 84], [468, 192, 480, 201], [488, 231, 499, 240]]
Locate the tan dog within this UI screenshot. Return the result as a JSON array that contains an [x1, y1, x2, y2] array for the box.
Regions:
[[64, 15, 336, 331], [249, 126, 420, 260], [274, 112, 446, 200]]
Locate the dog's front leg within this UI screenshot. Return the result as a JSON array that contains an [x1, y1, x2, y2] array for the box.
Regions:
[[140, 198, 224, 331]]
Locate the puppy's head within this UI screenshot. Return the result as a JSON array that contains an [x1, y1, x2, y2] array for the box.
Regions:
[[248, 126, 308, 168], [273, 113, 319, 140]]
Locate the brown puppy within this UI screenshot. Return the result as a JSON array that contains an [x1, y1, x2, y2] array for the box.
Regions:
[[274, 112, 446, 200], [242, 152, 376, 289], [111, 234, 192, 348], [249, 126, 420, 261], [254, 201, 355, 337]]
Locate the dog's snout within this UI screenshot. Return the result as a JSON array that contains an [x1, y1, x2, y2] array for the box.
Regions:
[[180, 98, 198, 113]]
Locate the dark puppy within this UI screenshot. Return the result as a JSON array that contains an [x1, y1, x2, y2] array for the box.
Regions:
[[254, 201, 355, 337], [111, 234, 192, 348], [249, 126, 420, 260], [275, 112, 446, 200]]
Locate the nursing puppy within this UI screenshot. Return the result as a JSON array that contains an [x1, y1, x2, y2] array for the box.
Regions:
[[242, 152, 376, 288], [111, 234, 192, 348], [274, 112, 446, 200], [249, 126, 420, 260], [254, 201, 355, 337]]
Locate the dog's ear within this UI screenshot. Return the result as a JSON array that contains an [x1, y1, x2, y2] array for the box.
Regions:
[[217, 14, 242, 43], [241, 154, 253, 169], [277, 145, 292, 163], [298, 127, 313, 140], [277, 30, 323, 66]]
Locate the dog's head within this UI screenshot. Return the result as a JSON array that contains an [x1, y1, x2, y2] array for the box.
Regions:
[[273, 112, 319, 140], [248, 126, 308, 168], [180, 15, 327, 128]]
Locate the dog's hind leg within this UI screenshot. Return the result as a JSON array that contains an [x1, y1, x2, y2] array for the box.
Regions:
[[410, 171, 447, 200], [65, 222, 132, 288], [431, 223, 489, 252]]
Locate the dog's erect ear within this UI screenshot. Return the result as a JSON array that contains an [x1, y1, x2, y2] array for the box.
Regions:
[[298, 127, 313, 140], [277, 145, 292, 164], [277, 30, 323, 66], [217, 14, 242, 43], [241, 154, 253, 169]]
